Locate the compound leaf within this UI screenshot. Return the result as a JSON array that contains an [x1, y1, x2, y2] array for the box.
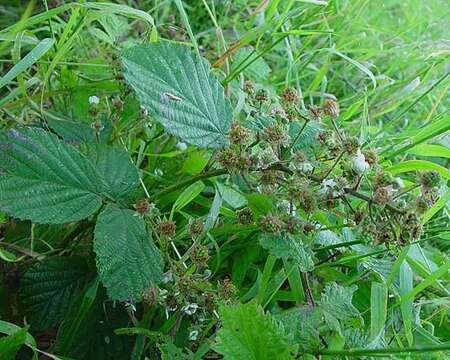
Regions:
[[122, 42, 232, 148], [94, 204, 163, 301]]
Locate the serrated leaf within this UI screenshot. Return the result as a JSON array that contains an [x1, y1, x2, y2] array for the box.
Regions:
[[320, 282, 360, 321], [0, 128, 103, 223], [94, 205, 164, 301], [275, 306, 322, 353], [86, 144, 140, 200], [0, 128, 139, 224], [259, 233, 314, 272], [214, 301, 297, 360], [122, 42, 232, 148], [19, 256, 94, 331]]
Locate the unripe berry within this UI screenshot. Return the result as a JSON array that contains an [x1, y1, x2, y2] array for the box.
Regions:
[[258, 213, 283, 234]]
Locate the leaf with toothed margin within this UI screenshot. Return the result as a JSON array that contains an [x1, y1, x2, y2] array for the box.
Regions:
[[0, 127, 140, 224], [122, 41, 232, 148], [0, 127, 104, 224], [94, 204, 164, 301]]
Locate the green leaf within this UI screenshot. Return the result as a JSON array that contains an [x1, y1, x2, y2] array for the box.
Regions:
[[94, 204, 164, 301], [214, 301, 297, 359], [321, 282, 360, 321], [122, 42, 232, 148], [171, 181, 205, 215], [86, 144, 140, 200], [398, 260, 450, 306], [275, 306, 322, 353], [259, 233, 314, 272], [217, 182, 247, 209], [0, 38, 54, 90], [54, 287, 134, 359], [0, 327, 27, 359], [399, 262, 414, 346], [19, 256, 94, 331], [407, 144, 450, 159], [386, 160, 450, 180], [54, 278, 99, 353], [0, 128, 139, 223], [370, 282, 387, 341], [0, 128, 103, 223]]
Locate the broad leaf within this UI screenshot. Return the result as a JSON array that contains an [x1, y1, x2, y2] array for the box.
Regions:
[[0, 128, 103, 223], [19, 256, 94, 331], [275, 306, 322, 353], [259, 233, 314, 272], [94, 205, 164, 301], [0, 127, 139, 223], [122, 42, 232, 148], [320, 282, 361, 331], [86, 144, 139, 200], [214, 301, 297, 360]]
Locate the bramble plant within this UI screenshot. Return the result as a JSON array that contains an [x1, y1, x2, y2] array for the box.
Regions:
[[0, 1, 449, 359]]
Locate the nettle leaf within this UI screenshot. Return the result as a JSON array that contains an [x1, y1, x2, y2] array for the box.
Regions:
[[0, 128, 103, 223], [259, 233, 314, 272], [94, 204, 164, 301], [122, 42, 232, 148], [19, 256, 94, 331], [214, 301, 297, 360], [0, 128, 139, 223]]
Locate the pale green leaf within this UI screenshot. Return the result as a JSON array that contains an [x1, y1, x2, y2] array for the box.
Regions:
[[0, 38, 54, 90], [260, 233, 314, 272], [214, 301, 297, 360], [122, 42, 233, 148], [370, 282, 387, 341]]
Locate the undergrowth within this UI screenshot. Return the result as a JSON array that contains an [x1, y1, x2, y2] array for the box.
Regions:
[[0, 0, 449, 359]]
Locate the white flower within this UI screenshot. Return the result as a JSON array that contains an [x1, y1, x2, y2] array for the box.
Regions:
[[154, 168, 164, 176], [159, 289, 168, 299], [189, 330, 199, 341], [395, 177, 405, 188], [297, 162, 313, 173], [319, 178, 337, 194], [176, 142, 187, 151], [352, 149, 369, 174], [88, 95, 100, 105], [162, 271, 173, 284], [183, 303, 199, 315]]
